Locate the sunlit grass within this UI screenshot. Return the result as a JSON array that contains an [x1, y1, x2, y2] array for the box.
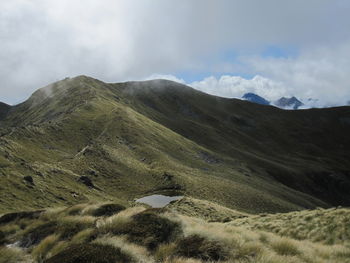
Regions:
[[1, 202, 350, 263]]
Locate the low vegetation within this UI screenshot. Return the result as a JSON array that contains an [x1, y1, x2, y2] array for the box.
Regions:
[[229, 206, 350, 245], [0, 201, 349, 263]]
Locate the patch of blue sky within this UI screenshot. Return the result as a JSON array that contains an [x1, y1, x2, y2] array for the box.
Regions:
[[261, 45, 298, 58], [176, 45, 298, 83]]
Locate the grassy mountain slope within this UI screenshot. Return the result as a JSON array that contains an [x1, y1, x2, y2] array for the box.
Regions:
[[0, 102, 10, 120], [230, 206, 350, 246], [116, 80, 350, 206], [0, 76, 349, 214]]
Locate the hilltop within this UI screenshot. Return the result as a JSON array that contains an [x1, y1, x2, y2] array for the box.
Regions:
[[0, 76, 350, 214]]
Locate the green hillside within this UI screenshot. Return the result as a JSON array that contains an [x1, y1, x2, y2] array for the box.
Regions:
[[0, 76, 349, 213]]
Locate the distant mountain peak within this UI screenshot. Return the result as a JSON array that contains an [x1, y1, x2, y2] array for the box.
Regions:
[[275, 96, 303, 109], [242, 93, 270, 105]]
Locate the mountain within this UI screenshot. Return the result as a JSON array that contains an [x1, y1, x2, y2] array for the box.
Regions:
[[1, 76, 350, 214], [242, 92, 270, 105], [242, 93, 305, 110], [275, 96, 304, 109]]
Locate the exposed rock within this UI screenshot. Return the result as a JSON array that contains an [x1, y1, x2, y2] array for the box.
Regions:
[[23, 176, 34, 185], [198, 151, 220, 164], [87, 169, 98, 177], [78, 176, 94, 188]]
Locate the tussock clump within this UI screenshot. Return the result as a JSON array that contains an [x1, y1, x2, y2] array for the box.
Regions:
[[96, 206, 145, 234], [0, 247, 26, 263], [40, 207, 66, 221], [65, 204, 87, 216], [44, 243, 134, 263], [1, 203, 350, 263], [18, 215, 95, 247], [110, 209, 182, 250], [57, 216, 95, 240], [48, 240, 70, 258], [92, 203, 126, 217], [155, 243, 177, 261], [70, 228, 97, 244], [93, 236, 152, 263], [19, 221, 57, 247], [0, 230, 7, 245], [32, 234, 60, 262], [0, 210, 43, 225], [0, 223, 22, 246], [175, 234, 229, 261], [271, 238, 300, 256]]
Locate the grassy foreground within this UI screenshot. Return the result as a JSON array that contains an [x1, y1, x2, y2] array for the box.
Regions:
[[1, 200, 349, 263]]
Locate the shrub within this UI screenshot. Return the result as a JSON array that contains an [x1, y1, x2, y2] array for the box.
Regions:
[[92, 203, 126, 217], [175, 234, 229, 261], [44, 244, 134, 263]]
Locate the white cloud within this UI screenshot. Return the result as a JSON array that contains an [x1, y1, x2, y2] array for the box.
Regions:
[[245, 42, 350, 107], [0, 0, 349, 106], [189, 75, 286, 101], [145, 74, 186, 84], [150, 69, 349, 108]]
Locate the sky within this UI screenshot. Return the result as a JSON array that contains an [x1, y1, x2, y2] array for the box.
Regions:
[[1, 0, 350, 107]]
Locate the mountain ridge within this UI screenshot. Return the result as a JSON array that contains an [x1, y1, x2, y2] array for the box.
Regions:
[[0, 76, 349, 214]]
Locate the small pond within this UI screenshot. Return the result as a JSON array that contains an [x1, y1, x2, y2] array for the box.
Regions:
[[135, 194, 183, 208]]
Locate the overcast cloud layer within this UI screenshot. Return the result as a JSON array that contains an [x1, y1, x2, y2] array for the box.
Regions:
[[1, 0, 350, 107]]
